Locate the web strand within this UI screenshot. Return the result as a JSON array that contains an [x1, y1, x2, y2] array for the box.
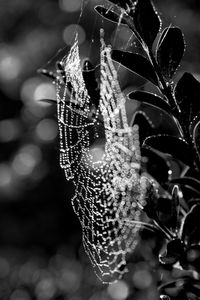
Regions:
[[56, 34, 148, 283]]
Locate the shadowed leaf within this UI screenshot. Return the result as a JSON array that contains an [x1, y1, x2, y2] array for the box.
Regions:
[[170, 177, 200, 193], [141, 148, 170, 185], [143, 135, 193, 166], [39, 98, 56, 104], [156, 27, 185, 80], [132, 0, 161, 47], [181, 204, 200, 246], [131, 110, 155, 143], [175, 72, 200, 124], [94, 5, 127, 25], [82, 59, 100, 108], [128, 91, 173, 115], [112, 50, 159, 85], [159, 239, 184, 265], [190, 113, 200, 156]]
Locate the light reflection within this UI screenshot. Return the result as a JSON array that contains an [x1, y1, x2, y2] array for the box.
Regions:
[[0, 163, 12, 188], [0, 119, 21, 143], [0, 256, 10, 278], [35, 119, 58, 142], [20, 77, 42, 103], [12, 144, 42, 177], [59, 0, 82, 12], [0, 49, 22, 81], [132, 269, 152, 289], [35, 278, 56, 300], [10, 289, 31, 300], [33, 82, 56, 106], [107, 280, 129, 300]]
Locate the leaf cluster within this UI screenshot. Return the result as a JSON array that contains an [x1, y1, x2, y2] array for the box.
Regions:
[[95, 0, 200, 299]]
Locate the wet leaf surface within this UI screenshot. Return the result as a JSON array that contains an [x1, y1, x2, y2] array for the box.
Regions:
[[156, 27, 185, 80], [112, 50, 159, 85], [181, 204, 200, 246], [131, 0, 161, 47], [175, 73, 200, 124], [143, 135, 193, 166], [128, 90, 173, 115]]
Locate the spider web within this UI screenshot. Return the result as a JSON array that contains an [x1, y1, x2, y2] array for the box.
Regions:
[[56, 33, 147, 283]]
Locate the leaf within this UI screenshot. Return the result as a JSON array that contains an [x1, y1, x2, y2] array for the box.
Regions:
[[160, 278, 200, 299], [181, 204, 200, 246], [128, 91, 173, 115], [156, 27, 185, 80], [131, 0, 161, 47], [174, 73, 200, 124], [131, 110, 155, 143], [170, 177, 200, 193], [141, 148, 170, 185], [143, 135, 193, 166], [190, 113, 200, 156], [39, 98, 57, 104], [159, 239, 184, 265], [94, 5, 127, 25], [112, 50, 159, 86], [106, 0, 133, 10]]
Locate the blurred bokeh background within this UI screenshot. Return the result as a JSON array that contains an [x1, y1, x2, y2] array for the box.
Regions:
[[0, 0, 200, 299]]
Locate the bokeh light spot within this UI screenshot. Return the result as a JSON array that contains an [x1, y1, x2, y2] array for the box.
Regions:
[[12, 144, 42, 177], [0, 119, 21, 142], [36, 119, 58, 142], [0, 163, 12, 188], [59, 0, 82, 12], [0, 256, 10, 278], [0, 50, 22, 81], [21, 77, 42, 103], [35, 278, 56, 300], [33, 82, 56, 106], [10, 289, 31, 300], [63, 24, 86, 45], [132, 269, 152, 289], [107, 280, 129, 300]]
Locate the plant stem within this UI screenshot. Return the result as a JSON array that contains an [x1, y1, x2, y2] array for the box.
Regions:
[[153, 219, 175, 240]]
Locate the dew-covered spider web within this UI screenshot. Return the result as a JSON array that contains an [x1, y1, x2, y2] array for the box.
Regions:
[[55, 32, 148, 283]]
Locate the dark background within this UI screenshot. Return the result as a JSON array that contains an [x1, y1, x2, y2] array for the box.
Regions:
[[0, 0, 200, 299]]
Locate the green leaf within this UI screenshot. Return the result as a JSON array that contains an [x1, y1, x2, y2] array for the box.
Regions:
[[175, 72, 200, 124], [143, 135, 193, 166], [156, 27, 185, 80], [131, 0, 161, 47], [128, 91, 173, 115], [112, 50, 159, 86], [181, 204, 200, 246], [94, 6, 127, 25]]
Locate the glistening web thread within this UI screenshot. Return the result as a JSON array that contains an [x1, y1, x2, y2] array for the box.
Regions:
[[55, 32, 148, 283]]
